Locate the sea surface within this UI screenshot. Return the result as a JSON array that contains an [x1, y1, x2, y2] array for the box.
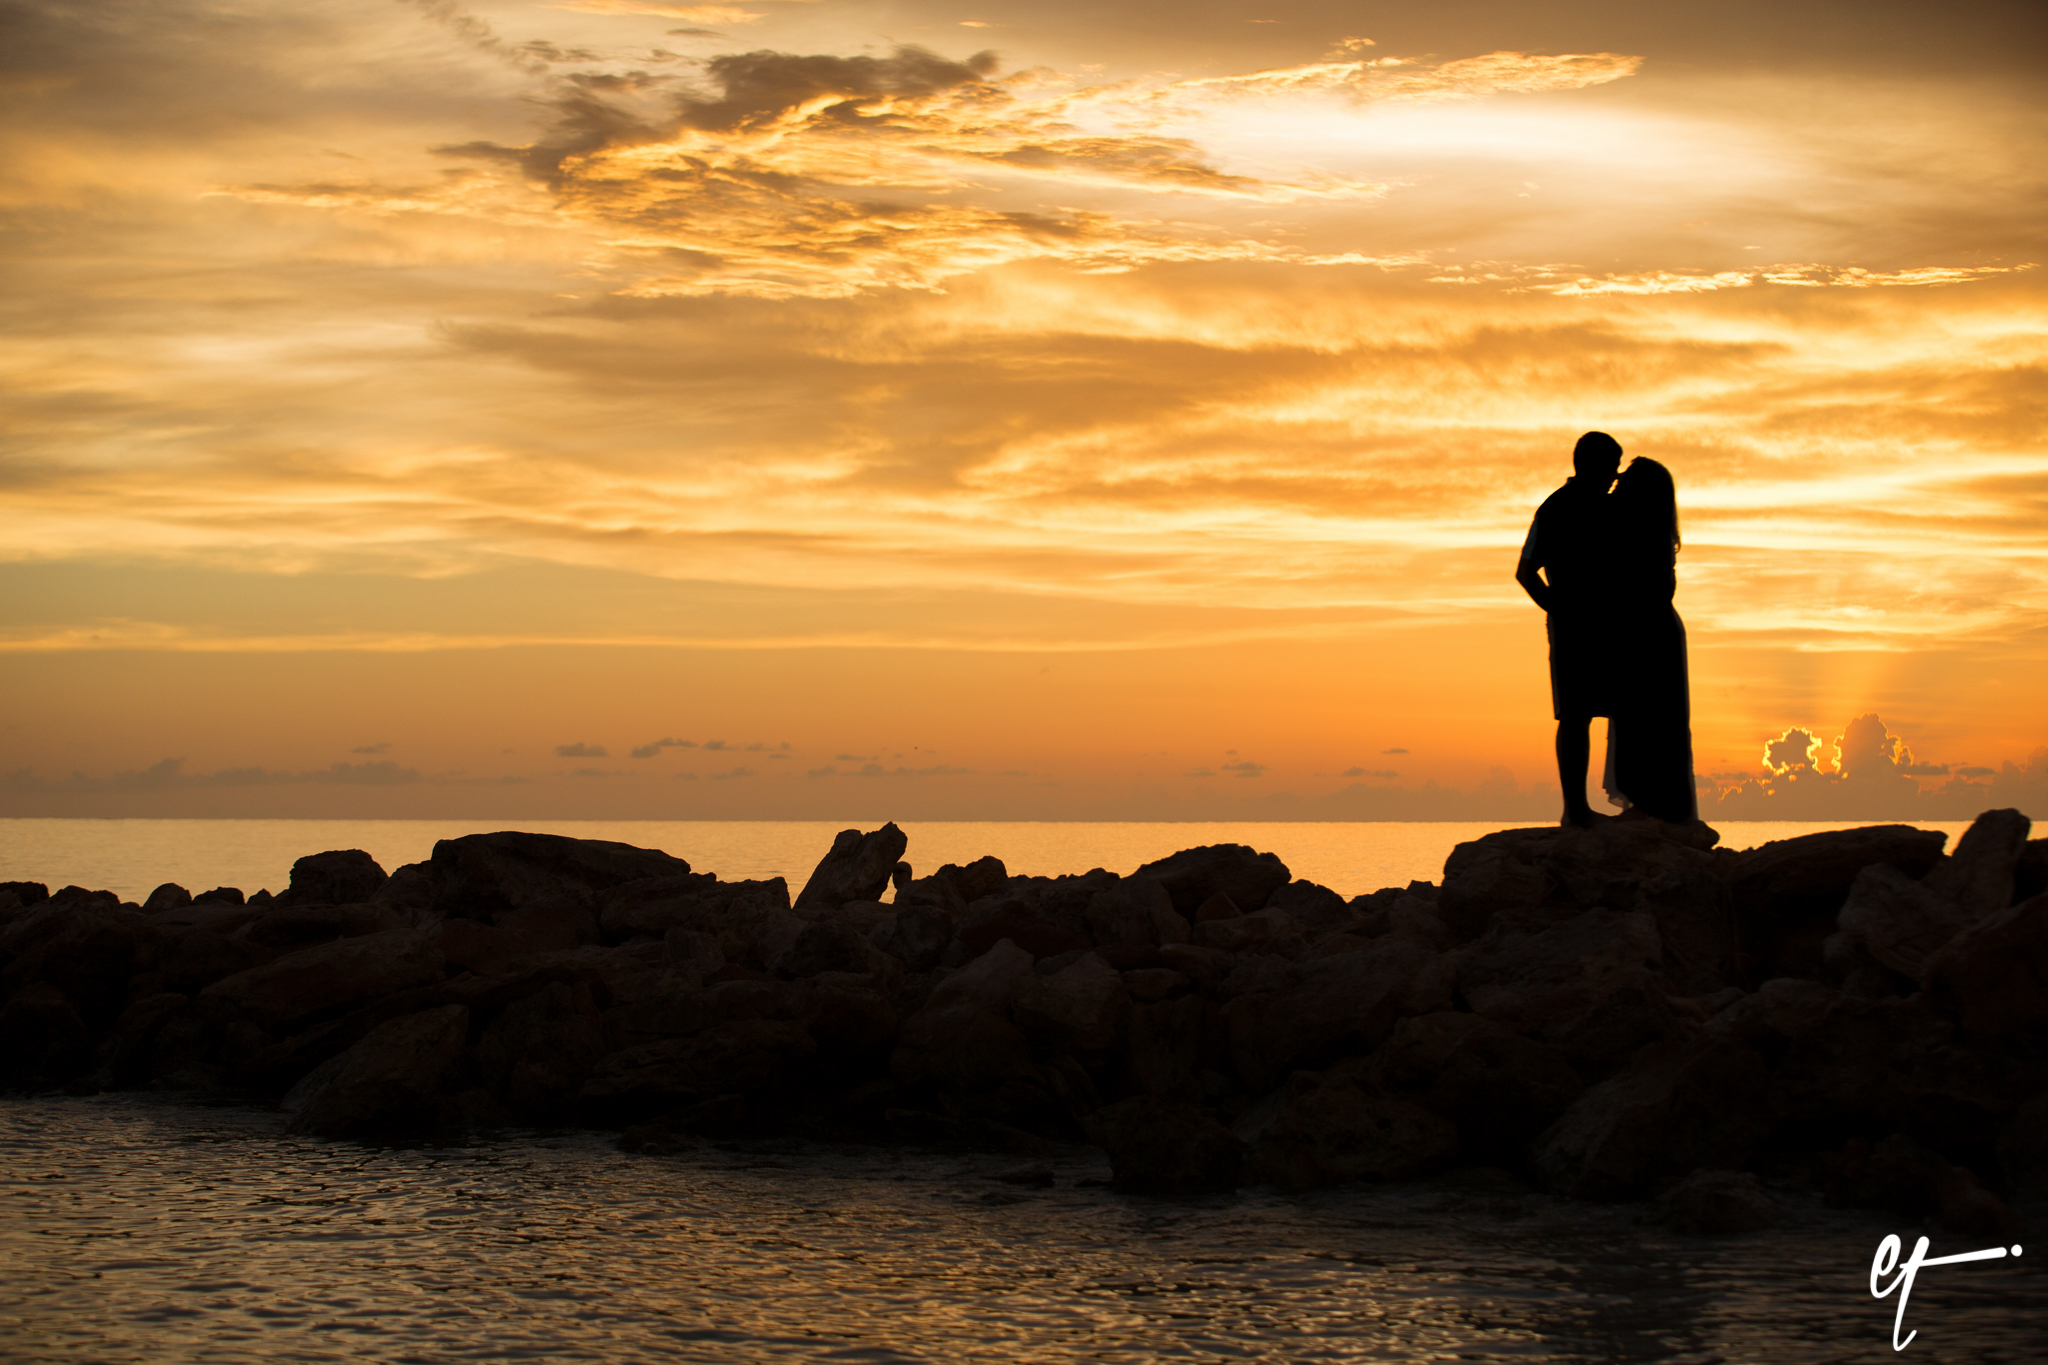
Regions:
[[0, 819, 1981, 904], [2, 1094, 2040, 1364]]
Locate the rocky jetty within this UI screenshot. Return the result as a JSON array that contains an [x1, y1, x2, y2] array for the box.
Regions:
[[4, 812, 2044, 1233]]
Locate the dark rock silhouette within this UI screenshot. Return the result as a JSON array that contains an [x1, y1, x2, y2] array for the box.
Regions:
[[2, 810, 2042, 1232]]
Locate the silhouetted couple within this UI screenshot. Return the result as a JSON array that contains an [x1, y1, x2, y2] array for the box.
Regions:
[[1517, 431, 1698, 828]]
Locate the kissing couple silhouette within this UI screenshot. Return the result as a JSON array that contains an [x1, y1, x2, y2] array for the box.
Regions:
[[1517, 431, 1699, 829]]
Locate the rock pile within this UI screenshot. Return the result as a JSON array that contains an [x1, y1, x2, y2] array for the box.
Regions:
[[3, 813, 2043, 1229]]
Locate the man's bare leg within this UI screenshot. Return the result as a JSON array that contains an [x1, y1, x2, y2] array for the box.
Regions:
[[1556, 719, 1598, 827]]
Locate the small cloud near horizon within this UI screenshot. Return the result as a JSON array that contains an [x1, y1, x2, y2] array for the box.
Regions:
[[630, 736, 698, 758], [555, 741, 608, 758]]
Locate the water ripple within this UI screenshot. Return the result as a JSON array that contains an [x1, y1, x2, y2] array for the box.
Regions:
[[1, 1095, 2040, 1363]]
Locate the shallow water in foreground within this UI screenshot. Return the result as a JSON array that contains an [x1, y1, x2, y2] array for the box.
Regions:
[[2, 1096, 2039, 1363]]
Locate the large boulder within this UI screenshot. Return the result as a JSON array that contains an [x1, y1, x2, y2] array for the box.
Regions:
[[0, 981, 94, 1086], [275, 849, 389, 908], [794, 823, 908, 912], [1725, 824, 1947, 982], [952, 892, 1092, 962], [1223, 938, 1453, 1092], [425, 832, 692, 922], [476, 980, 609, 1122], [236, 902, 402, 950], [200, 927, 444, 1028], [1082, 878, 1191, 951], [1532, 1035, 1773, 1199], [1925, 808, 2032, 918], [891, 939, 1036, 1090], [0, 899, 166, 1026], [1090, 1096, 1244, 1193], [1373, 1011, 1584, 1162], [596, 874, 794, 958], [1437, 821, 1730, 993], [1236, 1066, 1457, 1188], [1263, 881, 1355, 936], [1456, 908, 1662, 1039], [1649, 1169, 1781, 1234], [1129, 845, 1290, 919], [1011, 952, 1128, 1054], [1921, 892, 2048, 1036], [1835, 865, 1973, 979], [285, 1004, 468, 1137], [579, 1018, 817, 1124], [893, 856, 1009, 916]]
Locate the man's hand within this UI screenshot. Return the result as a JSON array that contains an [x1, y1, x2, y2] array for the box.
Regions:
[[1516, 561, 1552, 612]]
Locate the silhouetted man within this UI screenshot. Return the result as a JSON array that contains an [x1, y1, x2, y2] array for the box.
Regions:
[[1516, 431, 1623, 827]]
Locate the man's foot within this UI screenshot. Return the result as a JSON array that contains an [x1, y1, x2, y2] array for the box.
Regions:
[[1561, 806, 1610, 829]]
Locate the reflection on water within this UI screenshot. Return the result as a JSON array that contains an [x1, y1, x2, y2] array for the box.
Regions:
[[2, 1096, 2038, 1363], [0, 818, 1980, 904]]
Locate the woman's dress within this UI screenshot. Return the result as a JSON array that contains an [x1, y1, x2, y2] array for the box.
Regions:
[[1605, 530, 1698, 822]]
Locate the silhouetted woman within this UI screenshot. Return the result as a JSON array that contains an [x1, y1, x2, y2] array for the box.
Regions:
[[1604, 457, 1699, 822]]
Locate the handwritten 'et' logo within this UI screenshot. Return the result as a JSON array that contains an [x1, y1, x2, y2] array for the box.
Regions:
[[1870, 1234, 2022, 1350]]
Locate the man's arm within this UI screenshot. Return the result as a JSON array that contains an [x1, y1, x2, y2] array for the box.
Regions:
[[1516, 515, 1552, 612]]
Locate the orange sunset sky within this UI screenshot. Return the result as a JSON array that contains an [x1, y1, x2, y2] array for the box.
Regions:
[[2, 0, 2043, 821]]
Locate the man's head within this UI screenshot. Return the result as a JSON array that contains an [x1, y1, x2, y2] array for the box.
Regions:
[[1573, 430, 1623, 485]]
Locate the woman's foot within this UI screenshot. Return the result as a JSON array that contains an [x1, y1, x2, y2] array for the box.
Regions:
[[1561, 805, 1611, 829]]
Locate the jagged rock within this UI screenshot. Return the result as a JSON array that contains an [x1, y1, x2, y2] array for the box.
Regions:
[[0, 880, 50, 908], [95, 991, 190, 1088], [1157, 943, 1231, 991], [192, 887, 244, 907], [427, 831, 692, 922], [1926, 808, 2031, 918], [1193, 907, 1305, 957], [1836, 865, 1971, 979], [1011, 952, 1127, 1054], [275, 850, 389, 908], [1, 900, 165, 1026], [1439, 822, 1724, 980], [200, 927, 444, 1028], [891, 940, 1036, 1090], [1458, 908, 1662, 1039], [1194, 893, 1240, 922], [1649, 1169, 1781, 1233], [1438, 829, 1559, 938], [870, 902, 952, 972], [477, 980, 606, 1121], [580, 1018, 817, 1124], [1129, 845, 1290, 919], [1263, 881, 1354, 935], [236, 902, 402, 950], [1920, 892, 2048, 1035], [1554, 982, 1694, 1083], [1082, 878, 1190, 950], [1122, 994, 1207, 1100], [795, 823, 908, 911], [952, 892, 1092, 963], [144, 927, 275, 996], [1533, 1035, 1773, 1199], [801, 978, 898, 1058], [142, 884, 192, 914], [773, 918, 897, 980], [286, 1004, 469, 1137], [1726, 824, 1947, 982], [1122, 967, 1187, 1004], [2017, 838, 2048, 904], [1091, 1095, 1244, 1193], [1237, 1066, 1457, 1188], [1386, 896, 1454, 950], [894, 856, 1009, 915], [0, 981, 94, 1086], [1223, 938, 1454, 1092], [1373, 1012, 1584, 1161]]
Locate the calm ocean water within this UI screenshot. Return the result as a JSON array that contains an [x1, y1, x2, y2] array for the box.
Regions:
[[2, 1094, 2040, 1364], [0, 819, 1980, 904]]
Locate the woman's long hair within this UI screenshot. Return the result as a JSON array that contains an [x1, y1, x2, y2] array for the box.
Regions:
[[1616, 456, 1680, 555]]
